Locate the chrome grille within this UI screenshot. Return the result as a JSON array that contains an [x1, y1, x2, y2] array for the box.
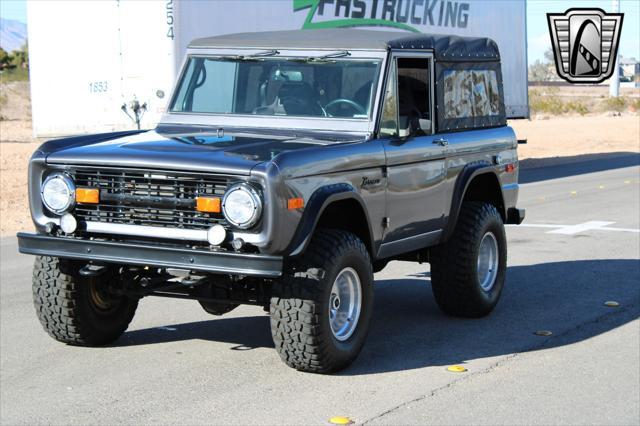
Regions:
[[68, 168, 231, 230]]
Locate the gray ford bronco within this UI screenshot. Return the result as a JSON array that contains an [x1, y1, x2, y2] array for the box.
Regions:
[[18, 29, 524, 373]]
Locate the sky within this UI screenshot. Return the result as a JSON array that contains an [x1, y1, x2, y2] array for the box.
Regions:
[[1, 0, 639, 64], [0, 0, 27, 23]]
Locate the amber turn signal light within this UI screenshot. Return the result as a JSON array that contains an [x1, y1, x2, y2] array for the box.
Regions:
[[288, 197, 304, 210], [76, 188, 99, 204], [196, 196, 221, 213]]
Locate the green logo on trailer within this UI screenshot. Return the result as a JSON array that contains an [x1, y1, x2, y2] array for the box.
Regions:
[[293, 0, 470, 32]]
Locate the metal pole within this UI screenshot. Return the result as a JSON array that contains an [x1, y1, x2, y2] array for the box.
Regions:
[[609, 0, 620, 97]]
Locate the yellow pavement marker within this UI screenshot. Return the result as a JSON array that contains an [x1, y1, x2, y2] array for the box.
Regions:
[[570, 191, 578, 196], [534, 330, 553, 336], [329, 416, 353, 425], [598, 185, 605, 189], [446, 365, 467, 373], [604, 301, 620, 307]]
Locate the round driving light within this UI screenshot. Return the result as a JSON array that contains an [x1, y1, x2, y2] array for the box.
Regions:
[[207, 224, 226, 246], [41, 173, 75, 214], [222, 184, 262, 229], [60, 214, 77, 234]]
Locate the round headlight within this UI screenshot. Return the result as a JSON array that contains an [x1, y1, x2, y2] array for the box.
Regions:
[[41, 173, 75, 214], [222, 184, 262, 229]]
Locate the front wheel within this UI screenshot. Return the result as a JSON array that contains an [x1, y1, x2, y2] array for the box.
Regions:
[[430, 202, 507, 318], [270, 229, 374, 373], [32, 256, 138, 346]]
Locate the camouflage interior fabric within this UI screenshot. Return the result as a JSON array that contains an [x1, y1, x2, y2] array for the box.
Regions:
[[444, 70, 499, 119]]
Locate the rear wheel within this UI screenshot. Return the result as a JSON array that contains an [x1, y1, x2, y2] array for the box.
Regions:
[[270, 229, 374, 373], [32, 256, 138, 346], [430, 202, 507, 317]]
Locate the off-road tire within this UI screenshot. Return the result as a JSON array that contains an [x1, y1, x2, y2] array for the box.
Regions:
[[32, 256, 138, 346], [430, 202, 507, 318], [270, 229, 374, 373]]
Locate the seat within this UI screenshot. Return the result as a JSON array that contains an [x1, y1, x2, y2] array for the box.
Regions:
[[278, 82, 324, 116], [354, 81, 373, 108]]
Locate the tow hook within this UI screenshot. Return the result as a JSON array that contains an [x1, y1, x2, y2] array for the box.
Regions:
[[79, 264, 108, 277]]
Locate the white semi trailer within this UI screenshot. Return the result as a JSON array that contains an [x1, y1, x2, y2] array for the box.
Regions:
[[27, 0, 528, 136]]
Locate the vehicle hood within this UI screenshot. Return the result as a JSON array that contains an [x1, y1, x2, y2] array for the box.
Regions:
[[45, 129, 355, 175]]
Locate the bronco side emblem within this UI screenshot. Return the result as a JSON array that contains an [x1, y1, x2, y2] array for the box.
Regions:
[[361, 176, 381, 188], [547, 8, 623, 84]]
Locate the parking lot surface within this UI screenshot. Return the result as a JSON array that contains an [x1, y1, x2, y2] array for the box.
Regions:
[[1, 157, 639, 425]]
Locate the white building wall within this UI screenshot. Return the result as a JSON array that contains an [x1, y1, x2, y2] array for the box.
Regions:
[[27, 0, 528, 137]]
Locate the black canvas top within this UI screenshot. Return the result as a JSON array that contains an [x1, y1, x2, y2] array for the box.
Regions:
[[189, 29, 500, 62]]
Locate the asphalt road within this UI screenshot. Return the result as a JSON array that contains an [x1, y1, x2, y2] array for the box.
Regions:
[[1, 157, 639, 425]]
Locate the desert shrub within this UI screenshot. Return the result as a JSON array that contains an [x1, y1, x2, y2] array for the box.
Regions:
[[565, 100, 589, 115], [0, 67, 29, 83], [629, 98, 640, 112], [529, 89, 566, 115], [603, 96, 627, 112]]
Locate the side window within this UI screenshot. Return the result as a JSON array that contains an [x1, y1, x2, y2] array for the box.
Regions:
[[397, 58, 431, 137], [379, 56, 432, 138], [443, 70, 473, 119], [443, 69, 500, 119], [473, 70, 501, 116], [379, 61, 398, 138]]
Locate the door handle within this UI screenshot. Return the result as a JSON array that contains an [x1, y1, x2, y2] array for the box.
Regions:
[[433, 138, 448, 146]]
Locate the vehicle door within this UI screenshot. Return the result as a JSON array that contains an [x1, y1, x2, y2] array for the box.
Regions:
[[378, 52, 447, 258]]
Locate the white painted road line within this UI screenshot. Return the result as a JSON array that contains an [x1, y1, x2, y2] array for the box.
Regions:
[[508, 224, 559, 229], [547, 221, 616, 235], [507, 222, 640, 235], [603, 227, 640, 233]]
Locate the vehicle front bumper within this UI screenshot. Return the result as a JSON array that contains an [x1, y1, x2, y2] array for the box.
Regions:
[[17, 233, 283, 278]]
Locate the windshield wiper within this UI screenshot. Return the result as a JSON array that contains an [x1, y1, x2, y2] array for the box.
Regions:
[[287, 50, 351, 63], [317, 50, 351, 60], [249, 49, 280, 58], [225, 50, 280, 61]]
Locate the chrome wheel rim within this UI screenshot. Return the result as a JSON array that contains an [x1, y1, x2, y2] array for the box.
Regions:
[[477, 232, 499, 292], [329, 267, 362, 341]]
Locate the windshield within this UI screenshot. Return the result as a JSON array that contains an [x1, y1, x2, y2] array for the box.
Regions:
[[170, 55, 381, 119]]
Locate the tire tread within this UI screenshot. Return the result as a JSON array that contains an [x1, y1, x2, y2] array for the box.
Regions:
[[430, 202, 506, 317], [32, 256, 136, 346], [270, 229, 372, 373]]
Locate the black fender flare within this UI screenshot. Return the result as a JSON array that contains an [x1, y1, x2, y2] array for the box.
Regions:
[[287, 183, 375, 257], [441, 161, 506, 242]]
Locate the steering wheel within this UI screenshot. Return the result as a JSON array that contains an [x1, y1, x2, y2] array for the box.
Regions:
[[324, 98, 366, 117]]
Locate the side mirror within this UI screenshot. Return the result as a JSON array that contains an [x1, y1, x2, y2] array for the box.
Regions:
[[418, 119, 431, 133], [408, 118, 431, 136]]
